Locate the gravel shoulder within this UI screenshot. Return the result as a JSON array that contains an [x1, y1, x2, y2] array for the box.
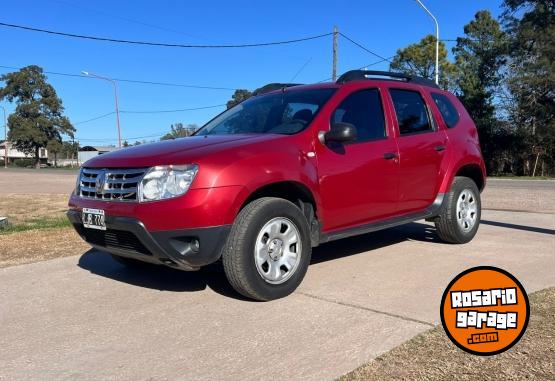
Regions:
[[341, 287, 555, 381]]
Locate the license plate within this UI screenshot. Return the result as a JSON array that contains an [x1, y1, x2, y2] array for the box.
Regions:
[[82, 208, 106, 230]]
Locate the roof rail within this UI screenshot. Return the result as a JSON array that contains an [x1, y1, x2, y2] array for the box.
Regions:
[[253, 83, 303, 96], [336, 70, 439, 89]]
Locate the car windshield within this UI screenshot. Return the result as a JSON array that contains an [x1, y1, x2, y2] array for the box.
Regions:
[[196, 88, 336, 135]]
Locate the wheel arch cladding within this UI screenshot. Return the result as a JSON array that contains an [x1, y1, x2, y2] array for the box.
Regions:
[[241, 181, 319, 216], [455, 164, 485, 191]]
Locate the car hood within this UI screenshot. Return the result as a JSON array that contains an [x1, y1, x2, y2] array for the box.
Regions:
[[83, 134, 277, 168]]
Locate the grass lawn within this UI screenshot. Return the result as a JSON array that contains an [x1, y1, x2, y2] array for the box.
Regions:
[[0, 194, 89, 267], [0, 193, 69, 224], [0, 193, 72, 234], [341, 287, 555, 381]]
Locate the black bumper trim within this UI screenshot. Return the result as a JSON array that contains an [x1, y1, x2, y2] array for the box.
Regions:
[[67, 210, 231, 270]]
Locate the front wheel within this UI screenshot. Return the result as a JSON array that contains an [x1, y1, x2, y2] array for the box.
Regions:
[[435, 176, 481, 244], [222, 197, 312, 301]]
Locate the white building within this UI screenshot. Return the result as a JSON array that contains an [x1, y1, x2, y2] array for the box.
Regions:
[[78, 145, 118, 165], [0, 141, 48, 165]]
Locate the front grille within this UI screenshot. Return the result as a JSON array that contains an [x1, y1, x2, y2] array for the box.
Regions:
[[79, 227, 152, 255], [79, 168, 147, 202]]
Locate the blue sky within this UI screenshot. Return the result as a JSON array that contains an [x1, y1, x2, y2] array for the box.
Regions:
[[0, 0, 503, 145]]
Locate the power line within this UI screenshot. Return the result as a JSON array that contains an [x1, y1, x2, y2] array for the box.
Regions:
[[50, 0, 206, 41], [0, 64, 238, 91], [289, 57, 313, 82], [74, 111, 115, 125], [73, 104, 226, 125], [317, 56, 395, 83], [339, 33, 392, 63], [120, 104, 226, 114], [0, 21, 332, 48], [77, 132, 165, 142]]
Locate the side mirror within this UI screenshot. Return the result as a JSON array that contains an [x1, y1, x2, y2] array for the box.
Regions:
[[325, 122, 357, 143]]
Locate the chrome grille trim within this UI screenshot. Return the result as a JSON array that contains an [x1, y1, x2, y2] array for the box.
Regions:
[[78, 167, 147, 202]]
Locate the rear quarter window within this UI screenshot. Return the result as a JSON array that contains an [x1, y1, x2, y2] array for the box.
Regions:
[[431, 93, 460, 128]]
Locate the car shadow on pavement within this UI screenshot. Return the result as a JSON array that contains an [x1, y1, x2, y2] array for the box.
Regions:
[[78, 222, 439, 299], [481, 220, 555, 236], [311, 221, 440, 264], [78, 250, 252, 301]]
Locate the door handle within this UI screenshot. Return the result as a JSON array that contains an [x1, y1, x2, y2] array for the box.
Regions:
[[434, 145, 446, 152], [383, 152, 398, 160]]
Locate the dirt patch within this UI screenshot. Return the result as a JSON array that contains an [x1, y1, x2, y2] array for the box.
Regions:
[[0, 227, 90, 268], [0, 193, 69, 224], [0, 168, 77, 194], [341, 288, 555, 381]]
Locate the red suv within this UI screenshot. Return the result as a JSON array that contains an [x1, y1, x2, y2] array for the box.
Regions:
[[68, 70, 486, 301]]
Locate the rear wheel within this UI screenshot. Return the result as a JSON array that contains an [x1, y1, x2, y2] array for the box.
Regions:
[[222, 197, 312, 301], [435, 176, 481, 244]]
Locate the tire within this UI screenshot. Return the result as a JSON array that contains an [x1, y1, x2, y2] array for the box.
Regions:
[[222, 197, 312, 301], [435, 176, 481, 244]]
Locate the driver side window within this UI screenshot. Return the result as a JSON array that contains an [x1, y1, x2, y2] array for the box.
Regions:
[[283, 103, 318, 124], [331, 89, 386, 142]]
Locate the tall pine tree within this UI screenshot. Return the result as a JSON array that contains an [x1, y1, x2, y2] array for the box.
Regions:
[[453, 11, 508, 173]]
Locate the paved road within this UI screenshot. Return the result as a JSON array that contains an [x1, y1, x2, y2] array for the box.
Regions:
[[0, 168, 77, 195], [1, 168, 554, 213], [482, 178, 555, 213], [1, 209, 554, 380]]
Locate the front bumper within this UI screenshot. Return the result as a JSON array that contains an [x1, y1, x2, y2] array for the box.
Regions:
[[67, 210, 231, 271]]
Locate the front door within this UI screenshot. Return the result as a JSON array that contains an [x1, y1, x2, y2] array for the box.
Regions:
[[316, 87, 400, 232]]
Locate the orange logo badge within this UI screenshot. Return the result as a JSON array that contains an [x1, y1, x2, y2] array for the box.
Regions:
[[440, 266, 529, 356]]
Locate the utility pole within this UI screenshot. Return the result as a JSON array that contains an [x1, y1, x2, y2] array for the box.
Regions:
[[1, 105, 7, 168], [414, 0, 439, 85], [81, 71, 122, 148], [332, 26, 338, 81], [71, 135, 76, 168]]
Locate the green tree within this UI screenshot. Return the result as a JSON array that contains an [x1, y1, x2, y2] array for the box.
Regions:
[[453, 10, 508, 173], [122, 140, 130, 147], [390, 35, 456, 89], [226, 89, 252, 109], [160, 123, 199, 140], [502, 0, 555, 175], [46, 139, 63, 167], [0, 65, 74, 168], [60, 140, 79, 162]]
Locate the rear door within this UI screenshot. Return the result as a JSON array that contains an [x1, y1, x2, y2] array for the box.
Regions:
[[386, 87, 448, 214], [316, 86, 400, 231]]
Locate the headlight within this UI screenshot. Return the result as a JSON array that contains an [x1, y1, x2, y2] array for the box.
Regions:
[[74, 168, 82, 195], [139, 164, 198, 202]]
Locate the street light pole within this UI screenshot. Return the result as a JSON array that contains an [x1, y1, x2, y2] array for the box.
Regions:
[[81, 71, 122, 148], [332, 26, 338, 82], [414, 0, 439, 85], [0, 105, 7, 168]]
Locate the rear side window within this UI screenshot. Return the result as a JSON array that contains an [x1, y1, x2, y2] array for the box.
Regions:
[[389, 89, 432, 135], [431, 93, 459, 128], [331, 89, 386, 142]]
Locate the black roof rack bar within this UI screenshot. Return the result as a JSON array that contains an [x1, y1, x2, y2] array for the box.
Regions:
[[336, 70, 439, 89], [253, 83, 303, 96]]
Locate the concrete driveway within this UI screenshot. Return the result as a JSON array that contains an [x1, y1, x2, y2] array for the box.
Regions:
[[1, 207, 554, 380]]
